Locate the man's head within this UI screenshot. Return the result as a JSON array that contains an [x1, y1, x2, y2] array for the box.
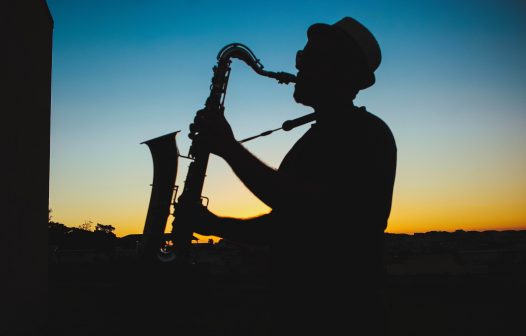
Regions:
[[294, 17, 381, 109]]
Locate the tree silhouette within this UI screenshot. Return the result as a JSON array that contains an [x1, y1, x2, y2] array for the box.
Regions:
[[78, 220, 93, 232], [48, 215, 118, 260], [48, 221, 68, 246], [95, 223, 115, 235]]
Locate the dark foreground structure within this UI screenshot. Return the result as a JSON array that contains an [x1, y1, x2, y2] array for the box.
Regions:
[[4, 1, 53, 335], [49, 232, 526, 336], [49, 263, 525, 336]]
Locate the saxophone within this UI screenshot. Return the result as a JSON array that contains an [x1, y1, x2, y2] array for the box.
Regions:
[[140, 43, 296, 263]]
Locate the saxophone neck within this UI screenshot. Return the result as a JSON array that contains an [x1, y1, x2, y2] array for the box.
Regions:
[[217, 43, 296, 84]]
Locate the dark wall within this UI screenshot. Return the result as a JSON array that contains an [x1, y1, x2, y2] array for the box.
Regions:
[[3, 0, 53, 334]]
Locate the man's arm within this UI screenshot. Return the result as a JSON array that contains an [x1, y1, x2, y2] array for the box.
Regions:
[[215, 214, 274, 245], [191, 110, 284, 208], [193, 208, 274, 245], [221, 141, 283, 208]]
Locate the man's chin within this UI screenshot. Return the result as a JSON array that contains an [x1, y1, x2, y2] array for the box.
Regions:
[[293, 90, 309, 105], [293, 92, 314, 107]]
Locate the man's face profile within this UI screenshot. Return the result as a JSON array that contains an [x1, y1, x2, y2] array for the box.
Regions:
[[293, 38, 334, 106], [293, 34, 359, 108]]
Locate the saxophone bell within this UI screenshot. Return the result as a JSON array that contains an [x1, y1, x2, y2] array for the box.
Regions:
[[139, 131, 180, 262]]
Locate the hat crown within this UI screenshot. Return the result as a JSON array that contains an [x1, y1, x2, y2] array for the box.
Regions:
[[333, 17, 381, 72]]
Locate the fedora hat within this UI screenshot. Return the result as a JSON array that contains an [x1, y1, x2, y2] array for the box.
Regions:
[[307, 17, 381, 89]]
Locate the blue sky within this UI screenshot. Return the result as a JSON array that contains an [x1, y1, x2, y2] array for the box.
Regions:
[[47, 0, 526, 237]]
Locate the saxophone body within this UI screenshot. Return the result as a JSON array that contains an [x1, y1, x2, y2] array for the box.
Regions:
[[140, 131, 180, 262], [141, 43, 295, 263]]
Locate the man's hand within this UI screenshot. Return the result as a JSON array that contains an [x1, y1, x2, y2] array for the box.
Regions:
[[173, 201, 220, 237], [189, 108, 239, 158]]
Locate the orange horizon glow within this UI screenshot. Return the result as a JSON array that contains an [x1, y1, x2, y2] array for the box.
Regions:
[[52, 201, 526, 240], [51, 155, 526, 240]]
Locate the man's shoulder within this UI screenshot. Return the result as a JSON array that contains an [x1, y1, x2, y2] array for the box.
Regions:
[[356, 107, 395, 142], [358, 106, 388, 127]]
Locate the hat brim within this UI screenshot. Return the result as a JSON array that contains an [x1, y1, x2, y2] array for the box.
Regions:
[[306, 23, 375, 89]]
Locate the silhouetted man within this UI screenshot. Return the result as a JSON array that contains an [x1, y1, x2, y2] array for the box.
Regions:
[[189, 17, 396, 335]]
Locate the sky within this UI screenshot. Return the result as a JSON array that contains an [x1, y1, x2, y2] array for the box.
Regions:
[[46, 0, 526, 239]]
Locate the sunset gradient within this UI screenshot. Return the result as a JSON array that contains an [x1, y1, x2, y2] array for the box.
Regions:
[[46, 0, 526, 239]]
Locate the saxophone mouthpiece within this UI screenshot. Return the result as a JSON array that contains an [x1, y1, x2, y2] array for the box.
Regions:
[[274, 71, 296, 84]]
